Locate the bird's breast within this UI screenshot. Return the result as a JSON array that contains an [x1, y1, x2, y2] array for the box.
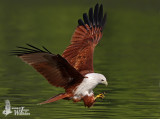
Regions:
[[73, 79, 95, 97]]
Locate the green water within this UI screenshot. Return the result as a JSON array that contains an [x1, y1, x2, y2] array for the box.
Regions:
[[0, 0, 160, 118]]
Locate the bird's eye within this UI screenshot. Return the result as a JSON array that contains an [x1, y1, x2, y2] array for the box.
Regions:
[[101, 79, 104, 81]]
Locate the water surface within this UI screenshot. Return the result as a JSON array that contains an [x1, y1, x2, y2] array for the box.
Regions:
[[0, 0, 160, 118]]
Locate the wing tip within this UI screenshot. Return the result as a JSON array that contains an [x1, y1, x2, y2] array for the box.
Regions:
[[10, 44, 52, 56], [78, 3, 107, 31]]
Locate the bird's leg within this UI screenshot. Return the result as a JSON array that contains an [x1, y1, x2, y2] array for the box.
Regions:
[[95, 92, 106, 100]]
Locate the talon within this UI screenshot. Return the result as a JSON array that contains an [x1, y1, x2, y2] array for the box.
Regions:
[[99, 93, 105, 99], [102, 92, 106, 95], [95, 93, 106, 100]]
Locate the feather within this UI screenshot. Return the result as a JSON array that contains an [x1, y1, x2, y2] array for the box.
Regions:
[[98, 4, 103, 27], [94, 3, 99, 26], [11, 44, 51, 56], [83, 13, 91, 27], [89, 8, 94, 26], [78, 4, 106, 31], [63, 4, 106, 75]]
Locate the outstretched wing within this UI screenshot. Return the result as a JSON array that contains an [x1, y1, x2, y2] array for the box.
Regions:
[[11, 44, 84, 89], [62, 4, 107, 75]]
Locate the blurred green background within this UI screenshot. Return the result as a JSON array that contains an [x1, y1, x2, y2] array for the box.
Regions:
[[0, 0, 160, 118]]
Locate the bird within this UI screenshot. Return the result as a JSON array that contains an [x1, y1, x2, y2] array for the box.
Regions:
[[11, 3, 107, 108]]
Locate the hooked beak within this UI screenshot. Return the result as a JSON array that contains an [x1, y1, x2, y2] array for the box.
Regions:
[[104, 81, 108, 87]]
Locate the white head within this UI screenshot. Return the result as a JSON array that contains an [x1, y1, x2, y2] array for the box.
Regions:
[[74, 73, 108, 97], [85, 73, 108, 87]]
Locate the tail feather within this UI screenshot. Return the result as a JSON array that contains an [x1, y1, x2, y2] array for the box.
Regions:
[[38, 93, 70, 105]]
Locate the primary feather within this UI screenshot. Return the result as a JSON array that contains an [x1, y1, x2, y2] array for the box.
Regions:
[[62, 3, 107, 75], [11, 44, 84, 89]]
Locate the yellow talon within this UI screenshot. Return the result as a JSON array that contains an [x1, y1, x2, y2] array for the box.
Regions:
[[95, 92, 106, 100]]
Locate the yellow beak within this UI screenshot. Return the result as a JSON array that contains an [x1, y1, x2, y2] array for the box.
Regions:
[[104, 81, 108, 86]]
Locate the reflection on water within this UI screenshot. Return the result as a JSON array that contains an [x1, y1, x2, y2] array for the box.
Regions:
[[0, 0, 160, 118]]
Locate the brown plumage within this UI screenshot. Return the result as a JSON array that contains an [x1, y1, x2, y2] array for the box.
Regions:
[[11, 3, 107, 108], [19, 52, 84, 88], [62, 26, 102, 75], [63, 4, 106, 75]]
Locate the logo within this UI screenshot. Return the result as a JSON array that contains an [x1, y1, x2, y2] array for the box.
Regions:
[[2, 100, 12, 116], [2, 100, 30, 116]]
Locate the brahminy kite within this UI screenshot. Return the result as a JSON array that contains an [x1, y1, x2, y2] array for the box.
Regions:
[[11, 3, 107, 107]]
